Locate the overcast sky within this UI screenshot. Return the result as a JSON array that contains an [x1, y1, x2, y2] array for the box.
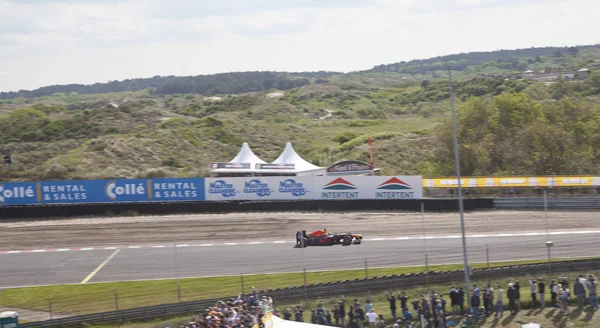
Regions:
[[0, 0, 598, 92]]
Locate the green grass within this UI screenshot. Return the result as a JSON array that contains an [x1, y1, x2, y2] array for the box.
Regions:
[[0, 258, 585, 318]]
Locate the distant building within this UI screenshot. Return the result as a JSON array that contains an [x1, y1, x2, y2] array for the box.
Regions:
[[576, 68, 590, 79]]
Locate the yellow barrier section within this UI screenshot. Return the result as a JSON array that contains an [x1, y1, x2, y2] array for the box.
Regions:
[[423, 176, 600, 188]]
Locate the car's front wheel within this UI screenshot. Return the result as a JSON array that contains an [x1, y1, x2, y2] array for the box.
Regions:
[[342, 235, 352, 246]]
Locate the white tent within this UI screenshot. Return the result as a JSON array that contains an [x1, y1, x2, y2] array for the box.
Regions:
[[210, 143, 267, 175], [254, 313, 330, 328], [268, 142, 326, 176], [231, 142, 267, 165], [210, 142, 326, 176]]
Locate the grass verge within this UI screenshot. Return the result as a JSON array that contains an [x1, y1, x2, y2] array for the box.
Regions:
[[0, 257, 589, 319], [88, 266, 600, 328]]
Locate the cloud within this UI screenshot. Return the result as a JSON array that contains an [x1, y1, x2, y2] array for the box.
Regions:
[[147, 0, 374, 18], [0, 0, 598, 91]]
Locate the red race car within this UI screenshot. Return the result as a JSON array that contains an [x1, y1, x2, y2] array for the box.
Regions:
[[295, 229, 363, 247]]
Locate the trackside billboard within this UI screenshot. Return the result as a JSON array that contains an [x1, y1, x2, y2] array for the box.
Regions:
[[204, 176, 423, 201], [204, 177, 314, 201], [0, 176, 422, 205], [319, 176, 423, 200]]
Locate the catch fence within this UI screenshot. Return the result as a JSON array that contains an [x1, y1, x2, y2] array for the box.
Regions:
[[19, 257, 600, 328]]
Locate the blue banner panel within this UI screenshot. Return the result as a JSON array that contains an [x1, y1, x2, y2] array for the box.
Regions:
[[0, 182, 39, 205], [39, 180, 106, 204], [148, 178, 205, 202]]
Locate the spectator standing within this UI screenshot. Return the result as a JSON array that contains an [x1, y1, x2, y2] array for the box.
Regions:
[[333, 305, 340, 326], [365, 299, 373, 314], [295, 306, 304, 322], [495, 285, 503, 317], [347, 305, 355, 328], [514, 281, 521, 312], [550, 280, 558, 306], [449, 286, 459, 315], [355, 305, 365, 328], [339, 298, 346, 328], [387, 293, 397, 322], [507, 283, 518, 315], [559, 287, 570, 315], [376, 315, 385, 328], [434, 300, 444, 328], [421, 297, 431, 324], [482, 289, 492, 315], [366, 309, 377, 328], [326, 310, 332, 326], [398, 292, 408, 311], [590, 280, 598, 311], [538, 279, 546, 308], [457, 287, 465, 315], [439, 294, 447, 314], [528, 279, 537, 307], [574, 278, 586, 310], [470, 291, 480, 323]]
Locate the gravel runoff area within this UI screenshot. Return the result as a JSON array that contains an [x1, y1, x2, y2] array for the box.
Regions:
[[1, 209, 599, 250]]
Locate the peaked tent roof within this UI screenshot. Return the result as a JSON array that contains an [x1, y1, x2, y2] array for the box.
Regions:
[[230, 142, 266, 164], [272, 142, 322, 171]]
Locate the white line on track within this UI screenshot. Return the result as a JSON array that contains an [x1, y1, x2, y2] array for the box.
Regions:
[[3, 229, 600, 254]]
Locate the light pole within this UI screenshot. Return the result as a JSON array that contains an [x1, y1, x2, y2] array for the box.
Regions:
[[448, 65, 471, 305], [544, 189, 553, 275]]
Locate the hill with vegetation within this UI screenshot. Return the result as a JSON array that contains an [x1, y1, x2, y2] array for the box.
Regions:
[[1, 45, 600, 181]]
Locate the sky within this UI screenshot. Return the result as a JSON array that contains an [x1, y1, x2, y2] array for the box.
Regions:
[[0, 0, 598, 92]]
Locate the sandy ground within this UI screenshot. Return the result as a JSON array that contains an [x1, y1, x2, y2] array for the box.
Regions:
[[1, 209, 599, 250]]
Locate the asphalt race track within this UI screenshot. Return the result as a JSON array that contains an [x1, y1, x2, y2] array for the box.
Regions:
[[1, 230, 598, 289]]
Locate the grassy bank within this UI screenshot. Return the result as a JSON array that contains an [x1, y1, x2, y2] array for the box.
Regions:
[[88, 268, 600, 328], [0, 258, 585, 318]]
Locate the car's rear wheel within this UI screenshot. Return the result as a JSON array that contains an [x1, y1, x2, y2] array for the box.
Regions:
[[342, 235, 352, 246], [301, 238, 309, 247]]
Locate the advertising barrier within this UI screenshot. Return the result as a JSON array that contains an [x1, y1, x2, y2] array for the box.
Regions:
[[0, 178, 206, 206], [0, 176, 422, 206], [204, 176, 423, 201], [423, 176, 600, 188]]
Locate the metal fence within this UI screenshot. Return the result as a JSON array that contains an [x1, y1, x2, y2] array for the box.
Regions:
[[493, 197, 600, 209], [21, 257, 600, 328]]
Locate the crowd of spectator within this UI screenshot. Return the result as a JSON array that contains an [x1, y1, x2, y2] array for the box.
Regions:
[[174, 274, 599, 328], [176, 287, 274, 328]]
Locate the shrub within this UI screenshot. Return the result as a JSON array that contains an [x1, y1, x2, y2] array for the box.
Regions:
[[333, 132, 361, 144]]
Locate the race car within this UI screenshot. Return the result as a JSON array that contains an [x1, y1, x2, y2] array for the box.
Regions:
[[295, 229, 362, 247]]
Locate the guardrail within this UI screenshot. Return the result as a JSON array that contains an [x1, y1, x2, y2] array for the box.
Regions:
[[22, 257, 600, 328], [493, 197, 600, 209], [0, 199, 495, 220]]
